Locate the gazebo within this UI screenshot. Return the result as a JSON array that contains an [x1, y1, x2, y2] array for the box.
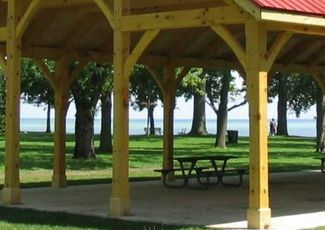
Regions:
[[1, 0, 325, 228]]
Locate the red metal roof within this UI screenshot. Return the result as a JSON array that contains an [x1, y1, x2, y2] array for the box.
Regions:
[[251, 0, 325, 16]]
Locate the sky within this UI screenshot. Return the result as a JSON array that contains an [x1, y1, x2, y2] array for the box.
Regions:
[[20, 96, 316, 120], [19, 72, 316, 120]]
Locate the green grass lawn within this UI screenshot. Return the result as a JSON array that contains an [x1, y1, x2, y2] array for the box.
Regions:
[[0, 133, 323, 229]]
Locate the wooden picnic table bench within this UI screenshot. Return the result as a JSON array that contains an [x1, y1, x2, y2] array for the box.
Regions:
[[155, 155, 248, 189], [197, 167, 249, 187], [154, 167, 209, 188]]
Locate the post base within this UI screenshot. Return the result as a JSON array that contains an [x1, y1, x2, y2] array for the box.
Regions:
[[109, 197, 131, 216], [247, 208, 271, 229], [2, 188, 22, 205], [51, 174, 67, 188]]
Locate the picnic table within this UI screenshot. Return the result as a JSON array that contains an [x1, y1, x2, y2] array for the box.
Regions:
[[154, 155, 248, 189]]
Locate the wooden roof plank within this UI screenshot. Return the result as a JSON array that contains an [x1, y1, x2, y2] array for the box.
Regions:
[[0, 27, 6, 42], [16, 0, 43, 39], [120, 7, 247, 32]]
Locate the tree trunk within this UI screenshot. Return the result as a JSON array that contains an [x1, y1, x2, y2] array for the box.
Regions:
[[99, 91, 113, 153], [149, 106, 156, 135], [316, 86, 325, 152], [73, 105, 96, 159], [215, 70, 231, 148], [189, 79, 208, 135], [276, 73, 289, 136], [45, 102, 51, 133]]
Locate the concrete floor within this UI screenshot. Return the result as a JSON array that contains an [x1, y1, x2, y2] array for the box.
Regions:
[[2, 171, 325, 230]]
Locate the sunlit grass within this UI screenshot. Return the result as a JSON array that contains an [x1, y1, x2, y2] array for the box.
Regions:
[[0, 133, 322, 229]]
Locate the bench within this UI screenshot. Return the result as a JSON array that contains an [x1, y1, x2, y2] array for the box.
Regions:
[[154, 167, 209, 189], [197, 168, 248, 187], [144, 127, 162, 135], [314, 157, 325, 173]]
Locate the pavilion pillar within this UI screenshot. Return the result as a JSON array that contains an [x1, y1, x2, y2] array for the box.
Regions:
[[109, 0, 131, 216], [51, 59, 70, 188], [2, 0, 22, 205], [162, 65, 176, 174], [245, 20, 271, 229]]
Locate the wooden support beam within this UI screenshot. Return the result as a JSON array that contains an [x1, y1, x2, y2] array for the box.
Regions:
[[33, 58, 57, 89], [176, 67, 190, 86], [211, 24, 247, 69], [162, 65, 176, 175], [120, 7, 247, 32], [93, 0, 114, 28], [262, 10, 325, 28], [264, 31, 293, 71], [313, 74, 325, 94], [124, 29, 160, 78], [0, 50, 7, 76], [145, 65, 166, 94], [67, 61, 88, 86], [0, 27, 6, 42], [16, 0, 43, 39], [2, 0, 22, 205], [245, 19, 271, 229], [109, 0, 131, 217], [52, 58, 70, 188], [233, 0, 261, 19], [266, 21, 325, 36]]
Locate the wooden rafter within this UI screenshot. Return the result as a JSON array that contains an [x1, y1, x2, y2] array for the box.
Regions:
[[124, 29, 160, 77], [266, 21, 325, 36], [67, 61, 88, 86], [211, 24, 247, 69], [0, 27, 6, 42], [16, 0, 43, 39], [120, 7, 246, 32], [264, 31, 293, 71], [313, 74, 325, 93], [306, 44, 325, 66], [281, 40, 311, 65], [33, 58, 58, 90], [176, 67, 190, 86], [0, 50, 7, 76], [262, 10, 325, 28], [145, 65, 166, 95], [233, 0, 261, 19], [93, 0, 113, 28]]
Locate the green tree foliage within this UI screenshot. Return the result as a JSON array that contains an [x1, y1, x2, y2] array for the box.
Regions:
[[21, 59, 55, 108], [268, 73, 317, 118]]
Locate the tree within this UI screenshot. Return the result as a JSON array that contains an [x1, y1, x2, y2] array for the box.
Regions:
[[71, 62, 107, 159], [181, 68, 208, 135], [130, 65, 162, 135], [268, 73, 317, 136], [21, 59, 55, 133], [205, 70, 245, 148], [98, 65, 114, 153], [316, 85, 325, 152]]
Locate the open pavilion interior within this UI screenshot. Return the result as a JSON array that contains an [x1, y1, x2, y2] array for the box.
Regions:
[[1, 0, 325, 229]]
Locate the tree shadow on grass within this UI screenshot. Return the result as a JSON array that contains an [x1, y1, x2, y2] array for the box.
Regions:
[[0, 206, 196, 230]]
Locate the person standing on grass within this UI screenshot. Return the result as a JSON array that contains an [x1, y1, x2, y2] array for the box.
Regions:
[[269, 118, 276, 136]]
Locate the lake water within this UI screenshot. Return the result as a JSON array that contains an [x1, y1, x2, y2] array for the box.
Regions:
[[20, 118, 317, 137]]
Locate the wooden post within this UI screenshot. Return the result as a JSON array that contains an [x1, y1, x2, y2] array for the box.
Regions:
[[162, 65, 176, 174], [2, 0, 22, 205], [245, 20, 271, 229], [109, 0, 131, 217], [52, 59, 69, 188]]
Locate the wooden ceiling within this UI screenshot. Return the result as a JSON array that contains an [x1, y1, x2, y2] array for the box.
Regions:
[[1, 0, 325, 74]]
